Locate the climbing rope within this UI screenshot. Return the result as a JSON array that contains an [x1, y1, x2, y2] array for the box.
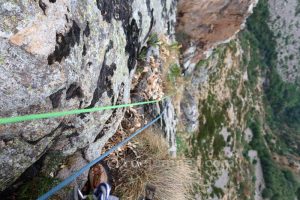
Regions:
[[37, 110, 165, 200], [0, 97, 168, 124], [0, 95, 170, 199]]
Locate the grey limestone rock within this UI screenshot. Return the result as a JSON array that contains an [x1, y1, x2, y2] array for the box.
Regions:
[[0, 0, 177, 192]]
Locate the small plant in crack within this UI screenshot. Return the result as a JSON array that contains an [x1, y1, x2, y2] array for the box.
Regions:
[[136, 65, 145, 74], [138, 46, 148, 61], [138, 33, 160, 62], [168, 63, 181, 83], [169, 41, 181, 50], [147, 33, 159, 47]]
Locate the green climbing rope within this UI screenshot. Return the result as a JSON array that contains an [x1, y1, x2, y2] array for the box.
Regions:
[[0, 97, 167, 125]]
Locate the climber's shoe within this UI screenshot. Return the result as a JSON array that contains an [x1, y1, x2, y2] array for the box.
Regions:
[[89, 163, 108, 190]]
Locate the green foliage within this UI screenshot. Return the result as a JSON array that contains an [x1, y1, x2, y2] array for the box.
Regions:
[[169, 42, 181, 50], [297, 188, 300, 199], [176, 133, 189, 156], [266, 68, 300, 125], [240, 31, 262, 88], [228, 40, 238, 53], [147, 33, 159, 47], [262, 188, 273, 198], [169, 63, 181, 77], [211, 186, 224, 198], [196, 59, 208, 68], [191, 94, 226, 157], [245, 0, 300, 156], [175, 31, 190, 44], [213, 134, 226, 157], [247, 120, 298, 200], [18, 176, 60, 200], [246, 0, 276, 67], [167, 63, 181, 83], [138, 47, 148, 61], [138, 33, 160, 61], [242, 1, 300, 197]]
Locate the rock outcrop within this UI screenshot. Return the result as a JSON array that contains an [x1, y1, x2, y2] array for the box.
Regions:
[[177, 0, 259, 133], [0, 0, 177, 192], [176, 0, 258, 74], [180, 37, 265, 200]]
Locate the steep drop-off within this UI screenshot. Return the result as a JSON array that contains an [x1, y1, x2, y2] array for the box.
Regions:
[[2, 0, 299, 200]]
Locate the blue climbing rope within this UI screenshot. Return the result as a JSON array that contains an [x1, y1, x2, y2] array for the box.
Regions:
[[37, 110, 165, 200]]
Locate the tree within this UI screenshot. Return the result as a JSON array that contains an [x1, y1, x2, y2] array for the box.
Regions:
[[262, 188, 273, 198], [296, 188, 300, 199]]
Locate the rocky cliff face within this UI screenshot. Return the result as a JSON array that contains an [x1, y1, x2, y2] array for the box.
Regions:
[[176, 0, 259, 133], [176, 0, 258, 74], [176, 0, 300, 198], [268, 0, 300, 84], [175, 1, 272, 199], [0, 0, 177, 193], [179, 39, 266, 200], [0, 0, 270, 199]]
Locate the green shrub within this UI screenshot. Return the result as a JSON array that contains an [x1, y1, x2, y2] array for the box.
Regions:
[[247, 120, 298, 200], [262, 188, 273, 198], [297, 188, 300, 199]]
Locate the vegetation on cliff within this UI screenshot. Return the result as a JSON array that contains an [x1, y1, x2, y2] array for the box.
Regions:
[[247, 0, 300, 156], [241, 0, 300, 198]]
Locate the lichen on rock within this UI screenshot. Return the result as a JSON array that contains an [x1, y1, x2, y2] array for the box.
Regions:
[[0, 0, 178, 195]]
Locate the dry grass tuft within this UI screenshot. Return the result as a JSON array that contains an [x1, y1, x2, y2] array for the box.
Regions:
[[110, 128, 196, 200]]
